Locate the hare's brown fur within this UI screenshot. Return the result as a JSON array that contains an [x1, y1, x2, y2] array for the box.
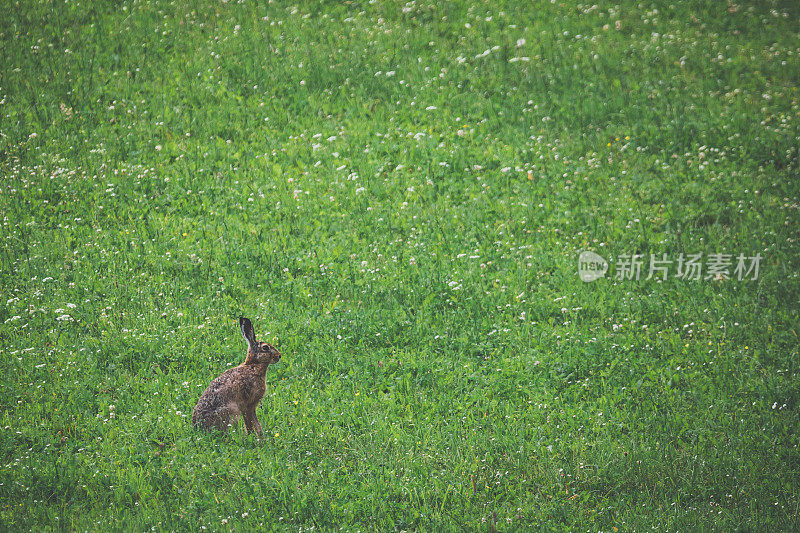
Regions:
[[192, 317, 280, 437]]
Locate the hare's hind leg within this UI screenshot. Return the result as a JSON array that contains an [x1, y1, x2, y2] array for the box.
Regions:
[[216, 403, 242, 432]]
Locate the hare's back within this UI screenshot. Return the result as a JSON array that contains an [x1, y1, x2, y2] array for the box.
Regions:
[[195, 368, 239, 406]]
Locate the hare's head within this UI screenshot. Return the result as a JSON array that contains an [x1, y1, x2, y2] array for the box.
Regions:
[[240, 316, 281, 365]]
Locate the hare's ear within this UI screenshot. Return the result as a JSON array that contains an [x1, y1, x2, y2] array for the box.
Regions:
[[240, 316, 257, 349]]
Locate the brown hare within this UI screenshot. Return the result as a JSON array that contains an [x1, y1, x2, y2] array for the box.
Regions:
[[192, 317, 281, 437]]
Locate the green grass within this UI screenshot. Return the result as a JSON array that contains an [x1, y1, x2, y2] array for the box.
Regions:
[[1, 0, 799, 530]]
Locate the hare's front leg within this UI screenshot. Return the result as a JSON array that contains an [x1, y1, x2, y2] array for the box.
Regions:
[[252, 412, 263, 438], [242, 409, 255, 434], [243, 407, 263, 438]]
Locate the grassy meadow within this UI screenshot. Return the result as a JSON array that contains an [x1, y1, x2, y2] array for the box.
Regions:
[[1, 0, 800, 530]]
